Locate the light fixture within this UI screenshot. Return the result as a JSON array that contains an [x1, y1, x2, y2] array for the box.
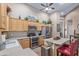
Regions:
[[60, 12, 64, 15], [45, 7, 52, 11]]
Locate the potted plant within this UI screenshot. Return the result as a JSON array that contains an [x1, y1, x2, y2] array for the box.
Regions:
[[47, 19, 52, 24], [36, 19, 39, 23], [24, 17, 28, 21], [42, 21, 47, 24], [7, 6, 11, 15]]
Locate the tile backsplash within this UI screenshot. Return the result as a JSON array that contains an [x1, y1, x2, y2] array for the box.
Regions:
[[7, 32, 27, 38]]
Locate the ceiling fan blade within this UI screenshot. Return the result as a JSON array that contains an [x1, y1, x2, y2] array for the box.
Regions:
[[40, 8, 45, 11], [51, 8, 55, 9], [41, 4, 47, 7], [49, 3, 53, 6]]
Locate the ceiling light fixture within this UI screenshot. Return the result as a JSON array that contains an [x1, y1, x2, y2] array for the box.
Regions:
[[45, 7, 52, 11], [60, 12, 64, 15]]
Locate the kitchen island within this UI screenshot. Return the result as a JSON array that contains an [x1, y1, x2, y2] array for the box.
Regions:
[[5, 35, 45, 48]]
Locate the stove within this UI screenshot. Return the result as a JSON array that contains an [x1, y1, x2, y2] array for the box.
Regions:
[[27, 26, 39, 48]]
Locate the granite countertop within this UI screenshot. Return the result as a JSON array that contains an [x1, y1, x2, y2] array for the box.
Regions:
[[0, 47, 38, 56], [45, 38, 70, 45]]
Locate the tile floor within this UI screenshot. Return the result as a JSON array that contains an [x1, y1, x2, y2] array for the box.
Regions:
[[32, 47, 79, 56]]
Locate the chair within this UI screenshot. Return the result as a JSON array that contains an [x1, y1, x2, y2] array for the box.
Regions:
[[57, 39, 78, 56]]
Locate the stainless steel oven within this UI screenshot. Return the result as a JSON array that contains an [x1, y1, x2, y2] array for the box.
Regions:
[[27, 26, 39, 48]]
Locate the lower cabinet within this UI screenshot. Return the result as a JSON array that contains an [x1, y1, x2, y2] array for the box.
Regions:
[[18, 38, 30, 49], [18, 36, 44, 49], [38, 36, 44, 46]]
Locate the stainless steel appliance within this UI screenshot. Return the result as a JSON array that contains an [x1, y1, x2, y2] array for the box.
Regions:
[[27, 26, 39, 48]]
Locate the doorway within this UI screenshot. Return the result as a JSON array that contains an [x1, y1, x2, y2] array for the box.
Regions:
[[60, 22, 64, 37], [67, 20, 73, 38]]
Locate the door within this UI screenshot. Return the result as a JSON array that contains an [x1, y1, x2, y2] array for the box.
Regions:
[[67, 20, 73, 38], [41, 26, 46, 38], [60, 22, 64, 37]]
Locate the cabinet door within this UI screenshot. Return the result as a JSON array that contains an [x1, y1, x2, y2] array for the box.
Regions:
[[18, 39, 30, 49], [28, 21, 36, 26], [23, 21, 28, 31], [17, 20, 24, 31], [36, 23, 42, 31], [0, 16, 9, 31], [38, 36, 44, 46], [37, 25, 41, 31], [0, 16, 5, 29], [0, 4, 7, 16], [9, 19, 18, 31]]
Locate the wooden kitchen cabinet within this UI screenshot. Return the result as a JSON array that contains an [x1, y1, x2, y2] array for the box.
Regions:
[[23, 21, 28, 31], [36, 23, 42, 31], [37, 26, 41, 31], [28, 21, 36, 26], [9, 18, 28, 31], [0, 16, 9, 31], [18, 38, 30, 49], [38, 36, 44, 46], [0, 4, 7, 16], [9, 18, 19, 31], [37, 23, 45, 31], [17, 20, 24, 31]]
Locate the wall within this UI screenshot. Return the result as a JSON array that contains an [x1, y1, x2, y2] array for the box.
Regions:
[[7, 3, 49, 22], [65, 6, 79, 37], [50, 12, 61, 36]]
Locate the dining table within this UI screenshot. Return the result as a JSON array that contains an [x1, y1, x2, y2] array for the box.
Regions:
[[45, 38, 71, 56]]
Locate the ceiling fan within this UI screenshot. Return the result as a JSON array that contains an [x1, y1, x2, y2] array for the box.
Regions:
[[40, 3, 55, 13]]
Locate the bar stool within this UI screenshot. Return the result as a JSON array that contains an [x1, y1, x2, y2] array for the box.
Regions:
[[57, 39, 78, 56]]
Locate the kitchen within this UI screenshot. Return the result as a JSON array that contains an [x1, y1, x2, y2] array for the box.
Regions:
[[0, 3, 79, 56]]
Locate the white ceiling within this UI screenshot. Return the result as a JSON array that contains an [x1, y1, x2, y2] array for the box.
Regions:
[[27, 3, 79, 16]]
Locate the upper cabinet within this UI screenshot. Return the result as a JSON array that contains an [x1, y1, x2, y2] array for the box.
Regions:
[[9, 18, 28, 31], [0, 4, 48, 32], [0, 16, 9, 31], [36, 22, 42, 31], [28, 21, 36, 26], [9, 18, 19, 31], [23, 20, 28, 31], [0, 4, 10, 31], [0, 4, 7, 16], [28, 21, 44, 31]]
